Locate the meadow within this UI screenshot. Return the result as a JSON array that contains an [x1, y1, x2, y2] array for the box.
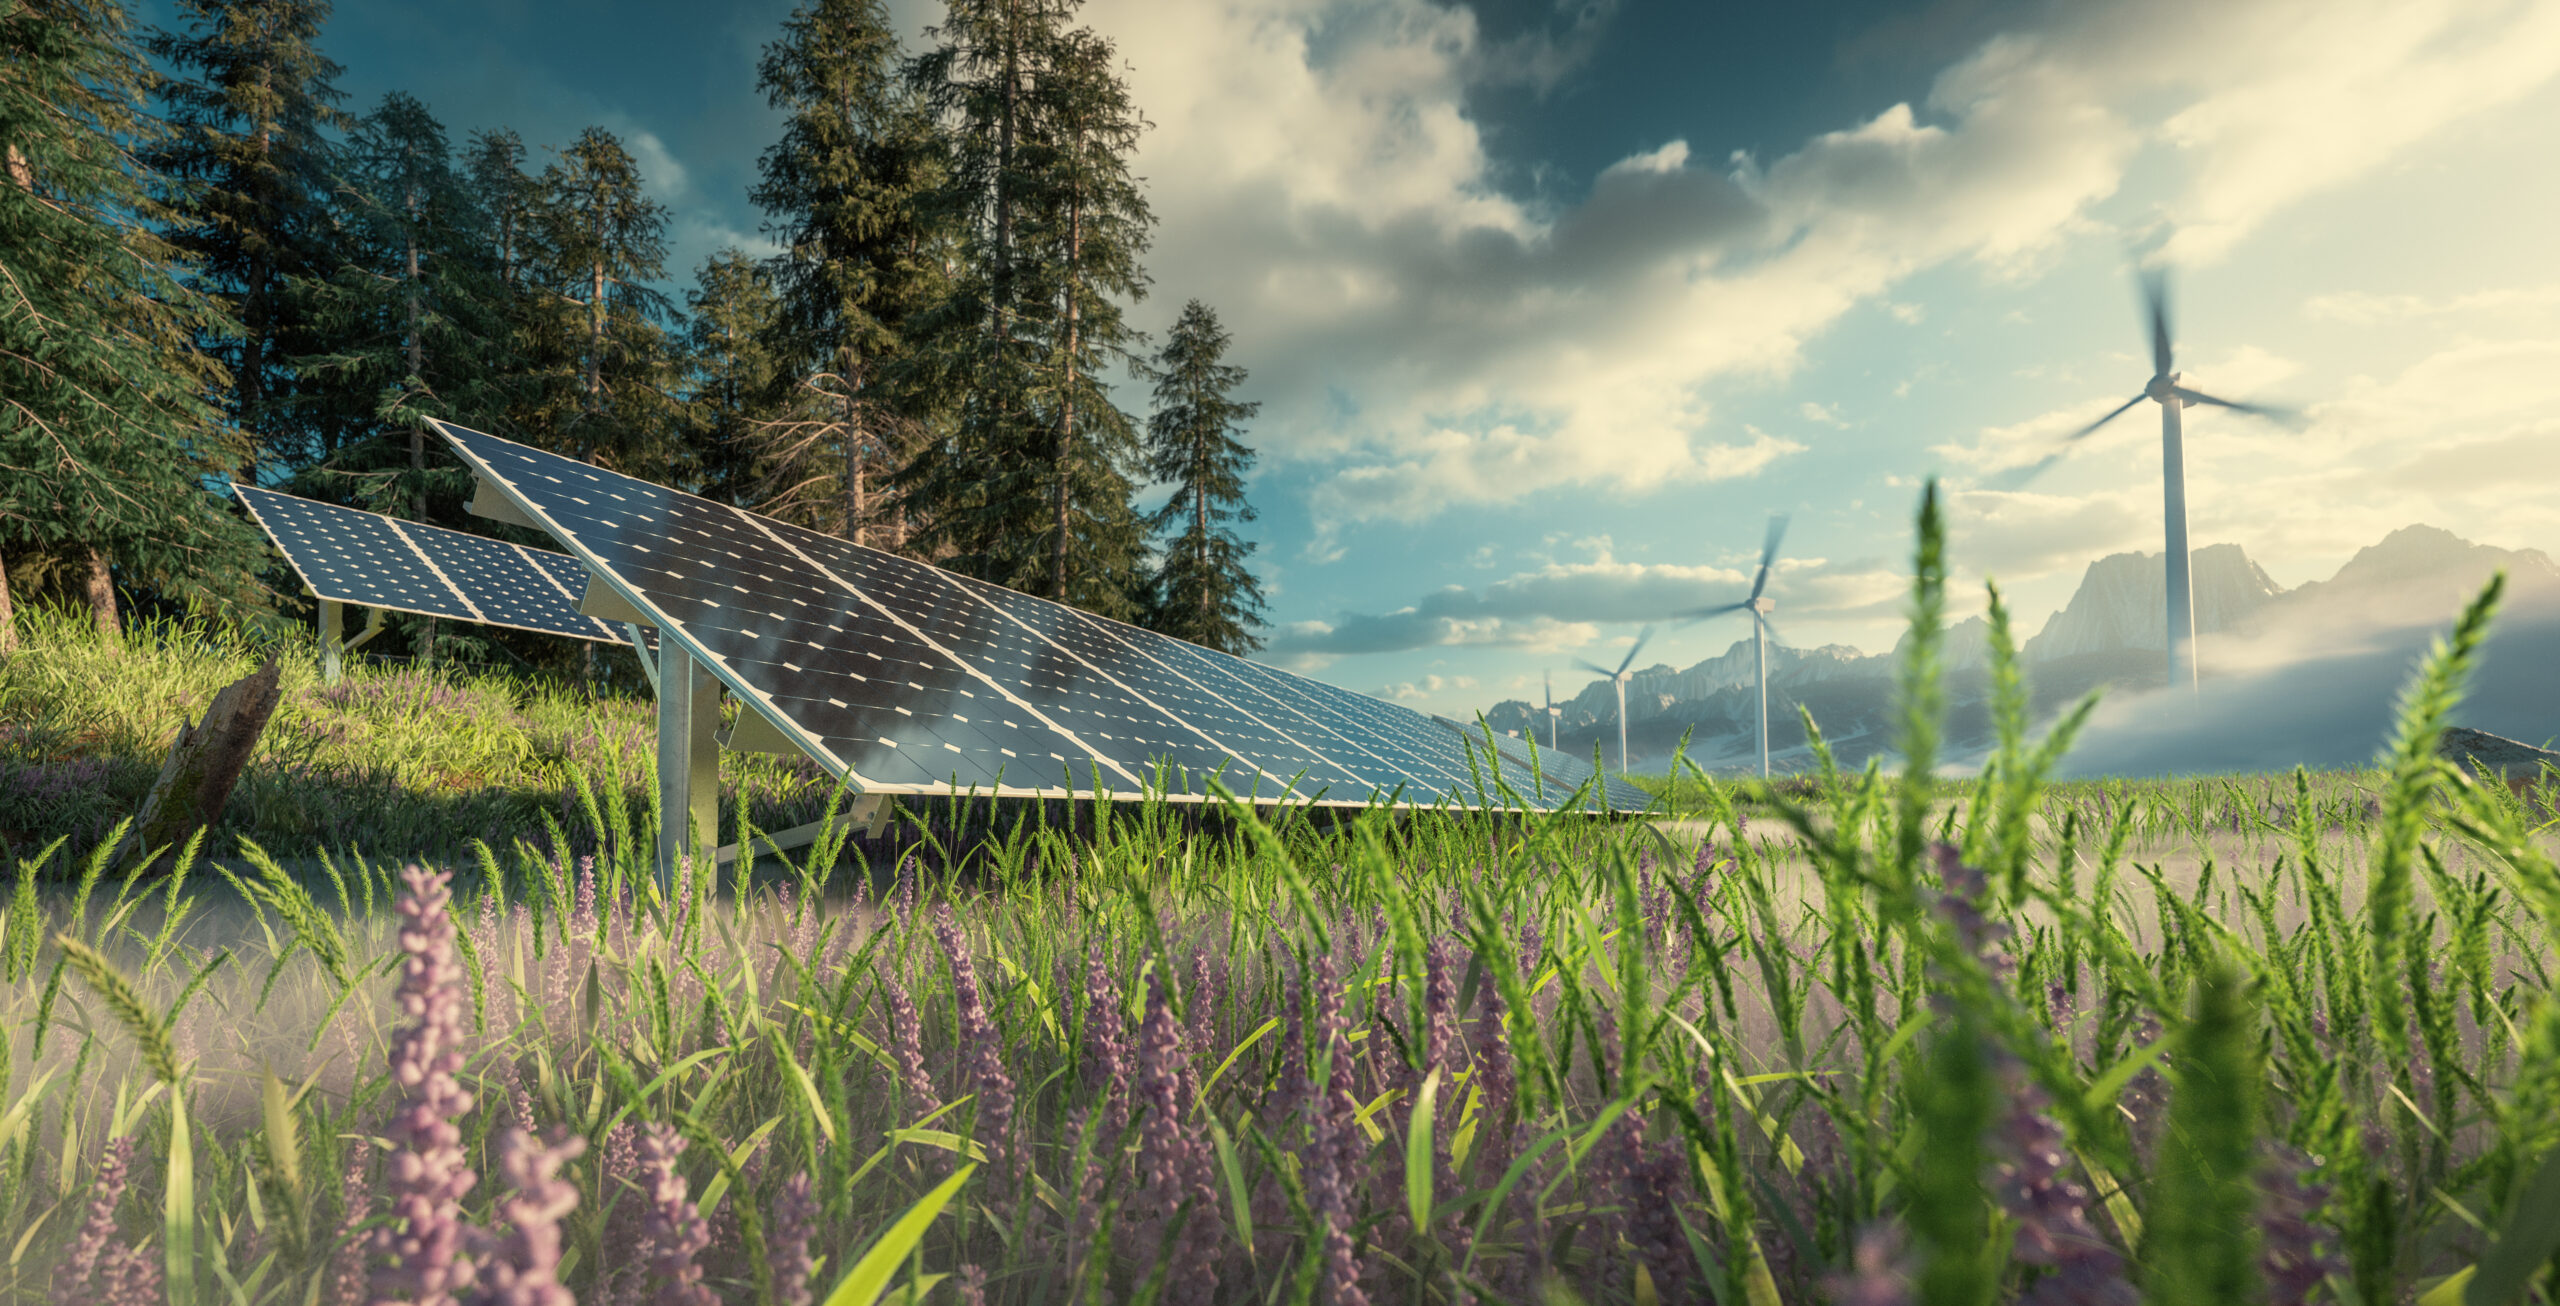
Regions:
[[3, 498, 2559, 1306]]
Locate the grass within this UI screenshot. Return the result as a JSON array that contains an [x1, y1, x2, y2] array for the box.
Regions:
[[0, 607, 845, 868], [3, 481, 2559, 1305]]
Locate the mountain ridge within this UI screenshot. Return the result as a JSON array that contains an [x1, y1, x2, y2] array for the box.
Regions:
[[1480, 523, 2560, 772]]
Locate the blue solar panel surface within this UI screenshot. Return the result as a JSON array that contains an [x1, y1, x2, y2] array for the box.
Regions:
[[235, 485, 627, 644], [434, 420, 1649, 810]]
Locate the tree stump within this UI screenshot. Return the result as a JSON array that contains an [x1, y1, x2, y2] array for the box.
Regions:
[[118, 657, 283, 871]]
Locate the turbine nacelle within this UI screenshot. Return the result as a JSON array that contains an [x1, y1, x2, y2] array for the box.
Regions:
[[2145, 371, 2183, 403], [1750, 596, 1776, 615]]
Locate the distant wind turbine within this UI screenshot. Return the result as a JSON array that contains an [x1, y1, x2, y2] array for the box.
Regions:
[[2019, 268, 2302, 694], [1573, 625, 1656, 774], [1679, 514, 1790, 777], [1543, 670, 1561, 751]]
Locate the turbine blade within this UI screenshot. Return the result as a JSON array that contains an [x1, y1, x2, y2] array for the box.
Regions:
[[1986, 451, 2069, 493], [2172, 387, 2304, 426], [2142, 265, 2174, 375], [1572, 658, 1613, 678], [1617, 624, 1656, 676], [2060, 393, 2148, 444], [1676, 600, 1752, 627], [1750, 513, 1791, 600]]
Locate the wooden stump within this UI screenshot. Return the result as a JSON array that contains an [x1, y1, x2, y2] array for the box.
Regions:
[[118, 657, 284, 871]]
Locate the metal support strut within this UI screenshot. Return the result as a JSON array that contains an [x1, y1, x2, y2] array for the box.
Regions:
[[655, 640, 721, 898]]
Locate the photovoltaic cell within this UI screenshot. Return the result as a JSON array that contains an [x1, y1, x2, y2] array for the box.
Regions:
[[433, 420, 1651, 811], [235, 485, 627, 644]]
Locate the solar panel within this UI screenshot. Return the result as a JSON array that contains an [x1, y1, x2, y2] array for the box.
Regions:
[[432, 419, 1650, 813], [235, 485, 628, 644]]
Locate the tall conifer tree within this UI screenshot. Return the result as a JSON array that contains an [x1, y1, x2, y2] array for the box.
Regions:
[[291, 92, 506, 662], [904, 0, 1154, 615], [1140, 300, 1264, 654], [147, 0, 347, 473], [0, 0, 263, 645], [684, 248, 780, 506], [751, 0, 946, 546], [534, 126, 678, 477]]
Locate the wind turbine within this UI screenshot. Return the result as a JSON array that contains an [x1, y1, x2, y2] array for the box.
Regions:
[[1573, 625, 1656, 774], [2034, 268, 2300, 694], [1679, 514, 1789, 777], [1542, 670, 1561, 751]]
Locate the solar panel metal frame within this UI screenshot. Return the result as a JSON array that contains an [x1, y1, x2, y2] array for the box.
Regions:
[[234, 484, 632, 645], [431, 419, 1648, 822]]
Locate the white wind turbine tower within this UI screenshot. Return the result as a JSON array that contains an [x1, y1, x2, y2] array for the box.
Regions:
[[1543, 670, 1562, 751], [2035, 268, 2301, 694], [1573, 625, 1657, 774], [1679, 514, 1790, 777]]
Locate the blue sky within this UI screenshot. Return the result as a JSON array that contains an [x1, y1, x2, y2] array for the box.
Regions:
[[202, 0, 2560, 715]]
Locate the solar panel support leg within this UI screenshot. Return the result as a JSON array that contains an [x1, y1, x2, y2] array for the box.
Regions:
[[656, 644, 721, 899], [320, 600, 344, 685]]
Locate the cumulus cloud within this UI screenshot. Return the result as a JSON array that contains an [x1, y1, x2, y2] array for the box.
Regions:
[[1033, 0, 2560, 535], [1266, 541, 1912, 657]]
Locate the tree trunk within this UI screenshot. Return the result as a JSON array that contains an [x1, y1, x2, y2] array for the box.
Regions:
[[407, 194, 436, 663], [992, 0, 1019, 351], [1196, 483, 1210, 622], [1052, 187, 1081, 601], [843, 354, 866, 547], [118, 658, 284, 873], [84, 547, 119, 640], [0, 551, 17, 655]]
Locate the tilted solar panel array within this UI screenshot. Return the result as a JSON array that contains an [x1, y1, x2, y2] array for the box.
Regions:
[[234, 485, 630, 644], [433, 420, 1647, 811]]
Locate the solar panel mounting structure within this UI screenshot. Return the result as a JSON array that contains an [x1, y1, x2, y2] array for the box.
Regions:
[[429, 419, 1648, 890], [234, 484, 653, 684]]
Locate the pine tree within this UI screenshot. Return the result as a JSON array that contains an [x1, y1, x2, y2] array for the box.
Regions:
[[289, 92, 508, 662], [683, 249, 779, 506], [146, 0, 348, 473], [1140, 299, 1264, 654], [903, 0, 1154, 615], [533, 126, 678, 477], [0, 0, 264, 646], [750, 0, 947, 546]]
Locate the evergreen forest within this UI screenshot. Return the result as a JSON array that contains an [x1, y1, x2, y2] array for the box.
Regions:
[[0, 0, 1273, 676]]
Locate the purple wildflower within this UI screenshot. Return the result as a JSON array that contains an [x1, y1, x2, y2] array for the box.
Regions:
[[372, 864, 482, 1306], [956, 1263, 989, 1306], [637, 1124, 716, 1306], [1826, 1224, 1914, 1306], [1132, 972, 1220, 1306], [879, 966, 937, 1109], [55, 1135, 133, 1294], [1994, 1071, 2136, 1306], [1300, 955, 1371, 1306], [478, 1128, 586, 1306], [935, 904, 1015, 1185], [1615, 1114, 1690, 1302], [97, 1239, 162, 1306], [766, 1173, 819, 1306]]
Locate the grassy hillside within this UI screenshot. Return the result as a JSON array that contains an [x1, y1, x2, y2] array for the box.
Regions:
[[0, 608, 841, 869]]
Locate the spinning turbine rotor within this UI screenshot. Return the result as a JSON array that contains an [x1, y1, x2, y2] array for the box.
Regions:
[[2020, 268, 2303, 694], [1679, 513, 1790, 777], [1573, 624, 1657, 774]]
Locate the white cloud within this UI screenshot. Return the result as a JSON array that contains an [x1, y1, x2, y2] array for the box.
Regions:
[[1041, 0, 2560, 534], [2305, 283, 2560, 324]]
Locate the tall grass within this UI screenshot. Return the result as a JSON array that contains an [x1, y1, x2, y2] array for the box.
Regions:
[[1, 483, 2557, 1305]]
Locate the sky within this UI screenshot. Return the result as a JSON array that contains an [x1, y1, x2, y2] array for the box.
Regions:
[[186, 0, 2560, 718]]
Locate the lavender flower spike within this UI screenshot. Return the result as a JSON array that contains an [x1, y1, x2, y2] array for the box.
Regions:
[[639, 1123, 718, 1306], [935, 904, 1016, 1184], [479, 1129, 586, 1306], [373, 864, 482, 1306], [55, 1135, 134, 1294], [766, 1172, 820, 1306]]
